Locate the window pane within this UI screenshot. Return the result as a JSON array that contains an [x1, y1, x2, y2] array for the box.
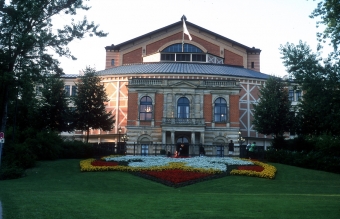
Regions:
[[140, 96, 153, 120], [145, 113, 152, 120], [296, 90, 301, 100], [64, 85, 70, 97], [289, 90, 294, 101], [71, 86, 77, 96], [214, 97, 227, 122], [176, 54, 190, 61], [192, 54, 206, 62]]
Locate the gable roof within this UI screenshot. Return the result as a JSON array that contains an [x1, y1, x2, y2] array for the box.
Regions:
[[105, 20, 261, 54], [96, 62, 270, 80]]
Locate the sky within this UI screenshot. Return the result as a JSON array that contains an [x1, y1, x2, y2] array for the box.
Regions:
[[53, 0, 328, 77]]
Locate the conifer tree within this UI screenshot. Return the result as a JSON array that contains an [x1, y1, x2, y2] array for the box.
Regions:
[[252, 77, 292, 138], [72, 67, 115, 143]]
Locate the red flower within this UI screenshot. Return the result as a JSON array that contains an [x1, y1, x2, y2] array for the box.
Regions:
[[141, 169, 212, 184], [91, 160, 118, 167]]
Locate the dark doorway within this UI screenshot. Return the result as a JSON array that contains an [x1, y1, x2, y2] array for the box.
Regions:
[[176, 143, 189, 156]]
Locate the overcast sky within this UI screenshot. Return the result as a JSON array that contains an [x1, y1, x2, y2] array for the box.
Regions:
[[53, 0, 329, 77]]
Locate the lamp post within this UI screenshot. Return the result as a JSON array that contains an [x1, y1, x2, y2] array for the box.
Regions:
[[121, 134, 128, 155], [117, 127, 122, 154], [121, 134, 129, 143], [118, 127, 122, 143], [238, 130, 245, 146], [238, 130, 245, 158]]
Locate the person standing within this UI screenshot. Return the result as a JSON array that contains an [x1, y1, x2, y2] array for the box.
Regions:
[[228, 140, 234, 156], [249, 142, 256, 159]]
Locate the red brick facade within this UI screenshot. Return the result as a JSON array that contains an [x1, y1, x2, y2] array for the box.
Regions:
[[224, 49, 243, 66], [154, 93, 164, 126], [127, 92, 138, 126], [204, 94, 212, 127], [105, 51, 120, 69], [229, 95, 240, 127], [123, 47, 143, 64]]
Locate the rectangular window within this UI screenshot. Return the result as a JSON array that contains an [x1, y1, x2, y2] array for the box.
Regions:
[[288, 90, 294, 101], [176, 54, 190, 61], [251, 62, 255, 68], [216, 146, 224, 157], [71, 86, 77, 96], [64, 85, 70, 97], [296, 90, 301, 101], [141, 144, 149, 156], [111, 59, 115, 66], [192, 54, 206, 62], [161, 54, 175, 61]]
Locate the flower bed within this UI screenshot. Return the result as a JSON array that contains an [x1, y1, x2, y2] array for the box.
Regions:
[[80, 156, 277, 187], [230, 160, 277, 179]]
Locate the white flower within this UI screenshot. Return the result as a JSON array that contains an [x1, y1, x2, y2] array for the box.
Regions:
[[105, 156, 253, 172]]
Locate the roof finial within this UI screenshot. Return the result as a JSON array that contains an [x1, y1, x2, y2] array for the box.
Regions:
[[181, 15, 187, 22]]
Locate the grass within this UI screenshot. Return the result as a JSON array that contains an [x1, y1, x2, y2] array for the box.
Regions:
[[0, 159, 340, 219]]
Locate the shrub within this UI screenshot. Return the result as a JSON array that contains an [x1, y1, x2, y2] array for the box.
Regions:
[[60, 140, 94, 159], [265, 149, 340, 174], [0, 165, 25, 180], [311, 134, 340, 157], [287, 135, 315, 152], [23, 131, 63, 160], [2, 142, 36, 169], [271, 136, 287, 150]]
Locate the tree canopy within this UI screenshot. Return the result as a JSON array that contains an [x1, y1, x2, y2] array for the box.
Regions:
[[252, 76, 292, 137], [72, 67, 115, 143], [0, 0, 107, 132], [280, 41, 340, 135], [280, 0, 340, 136], [310, 0, 340, 53], [35, 76, 73, 132]]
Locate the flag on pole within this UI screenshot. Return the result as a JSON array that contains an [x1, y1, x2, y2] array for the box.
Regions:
[[183, 20, 192, 41]]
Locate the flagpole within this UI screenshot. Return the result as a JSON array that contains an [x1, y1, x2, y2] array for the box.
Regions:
[[182, 21, 184, 52]]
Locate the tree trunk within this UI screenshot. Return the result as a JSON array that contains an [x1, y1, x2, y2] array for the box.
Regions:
[[86, 127, 90, 144], [0, 85, 8, 133]]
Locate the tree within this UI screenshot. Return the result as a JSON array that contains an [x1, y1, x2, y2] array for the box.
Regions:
[[280, 41, 340, 135], [72, 67, 115, 143], [252, 76, 292, 138], [0, 0, 107, 134], [35, 76, 73, 132], [310, 0, 340, 53]]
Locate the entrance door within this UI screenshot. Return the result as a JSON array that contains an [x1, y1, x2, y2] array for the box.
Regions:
[[217, 145, 224, 157], [141, 144, 149, 156], [176, 137, 189, 156]]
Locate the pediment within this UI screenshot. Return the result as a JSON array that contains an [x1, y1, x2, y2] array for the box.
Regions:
[[169, 81, 197, 88]]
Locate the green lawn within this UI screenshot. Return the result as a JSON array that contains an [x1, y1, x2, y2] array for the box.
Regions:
[[0, 159, 339, 219]]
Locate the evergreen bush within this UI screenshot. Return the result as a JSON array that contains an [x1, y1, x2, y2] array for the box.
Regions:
[[60, 140, 94, 159]]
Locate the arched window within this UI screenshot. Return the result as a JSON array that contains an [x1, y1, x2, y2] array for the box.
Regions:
[[140, 96, 152, 120], [162, 43, 203, 53], [177, 137, 189, 143], [161, 43, 206, 62], [214, 97, 227, 122], [177, 97, 190, 119]]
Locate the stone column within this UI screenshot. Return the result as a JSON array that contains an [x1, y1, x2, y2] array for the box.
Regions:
[[200, 132, 205, 144], [162, 131, 166, 145], [191, 132, 195, 144], [171, 131, 175, 144]]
